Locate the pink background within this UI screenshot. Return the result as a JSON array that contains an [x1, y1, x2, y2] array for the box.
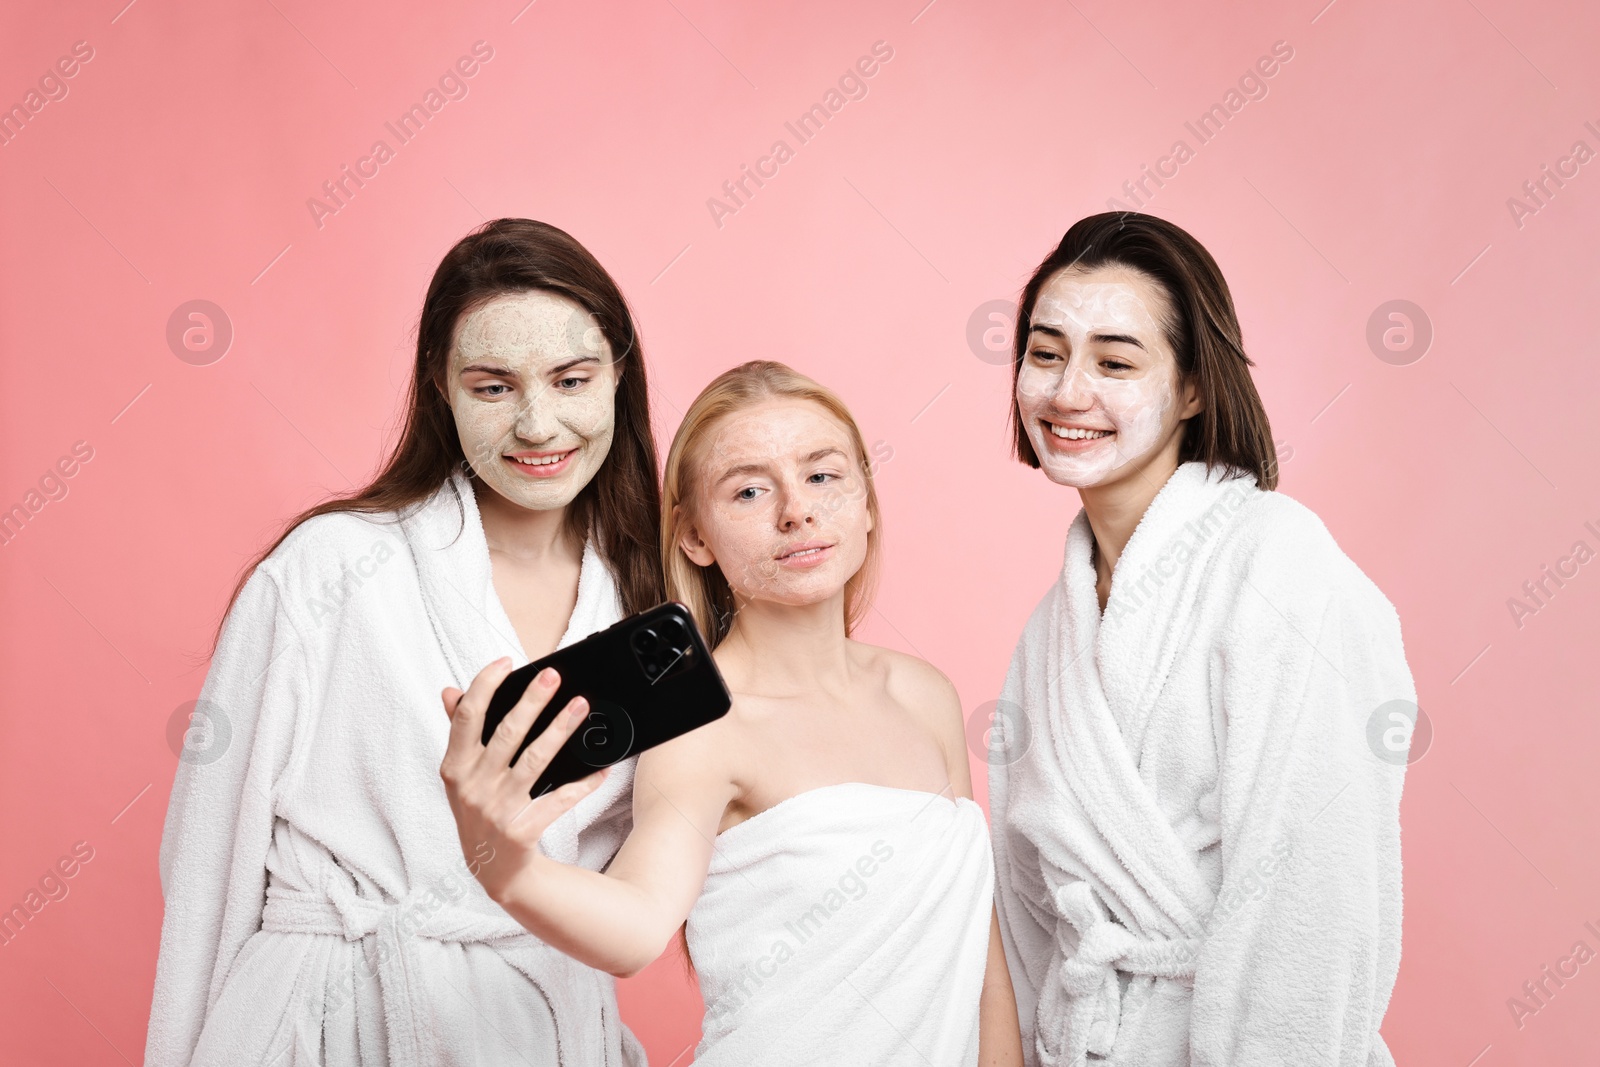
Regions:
[[3, 0, 1598, 1063]]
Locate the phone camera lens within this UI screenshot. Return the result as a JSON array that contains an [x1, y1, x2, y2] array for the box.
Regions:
[[632, 628, 661, 653], [659, 618, 690, 650]]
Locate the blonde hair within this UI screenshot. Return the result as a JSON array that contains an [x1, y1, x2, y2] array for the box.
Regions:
[[661, 360, 883, 649]]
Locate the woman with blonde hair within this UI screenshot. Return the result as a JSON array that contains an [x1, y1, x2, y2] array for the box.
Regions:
[[439, 360, 1023, 1065]]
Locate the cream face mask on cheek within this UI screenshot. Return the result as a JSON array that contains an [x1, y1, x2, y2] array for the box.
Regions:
[[448, 292, 618, 512], [1017, 280, 1179, 487]]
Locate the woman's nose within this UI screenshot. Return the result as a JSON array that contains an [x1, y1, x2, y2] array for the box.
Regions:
[[513, 393, 560, 442], [1051, 364, 1095, 410], [776, 487, 816, 531]]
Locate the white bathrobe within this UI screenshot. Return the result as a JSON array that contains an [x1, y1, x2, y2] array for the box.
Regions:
[[145, 470, 647, 1067], [685, 782, 995, 1066], [990, 461, 1411, 1067]]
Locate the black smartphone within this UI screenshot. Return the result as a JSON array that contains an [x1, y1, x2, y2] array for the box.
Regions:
[[479, 602, 731, 798]]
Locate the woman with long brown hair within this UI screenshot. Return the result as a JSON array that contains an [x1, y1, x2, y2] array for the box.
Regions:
[[144, 219, 660, 1067], [989, 212, 1413, 1065]]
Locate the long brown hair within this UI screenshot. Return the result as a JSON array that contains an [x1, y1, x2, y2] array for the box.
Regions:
[[215, 218, 663, 647], [1008, 211, 1279, 490]]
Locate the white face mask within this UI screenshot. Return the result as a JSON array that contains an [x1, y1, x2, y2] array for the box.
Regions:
[[444, 290, 619, 513], [1015, 269, 1186, 488]]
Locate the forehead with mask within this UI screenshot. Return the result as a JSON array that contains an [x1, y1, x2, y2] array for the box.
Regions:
[[442, 289, 619, 512]]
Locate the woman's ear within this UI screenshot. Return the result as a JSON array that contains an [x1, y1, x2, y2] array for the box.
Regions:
[[1177, 373, 1205, 421], [677, 510, 716, 568]]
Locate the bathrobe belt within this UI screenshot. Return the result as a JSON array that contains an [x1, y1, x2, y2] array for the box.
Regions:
[[1040, 881, 1201, 1066], [261, 877, 585, 1067]]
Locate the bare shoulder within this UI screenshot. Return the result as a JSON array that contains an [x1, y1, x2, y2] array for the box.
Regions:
[[851, 641, 965, 737], [854, 641, 972, 794], [856, 642, 957, 703]]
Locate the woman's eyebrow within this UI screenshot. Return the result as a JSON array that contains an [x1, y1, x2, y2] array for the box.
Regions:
[[1089, 331, 1146, 349], [715, 446, 844, 484], [548, 355, 602, 375], [715, 461, 768, 485], [1028, 322, 1147, 350], [459, 354, 604, 377]]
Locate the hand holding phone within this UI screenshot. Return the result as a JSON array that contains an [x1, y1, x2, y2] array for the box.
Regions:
[[438, 603, 731, 898], [439, 659, 604, 901], [475, 602, 731, 798]]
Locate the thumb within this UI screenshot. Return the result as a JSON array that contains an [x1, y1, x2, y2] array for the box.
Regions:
[[441, 687, 465, 721]]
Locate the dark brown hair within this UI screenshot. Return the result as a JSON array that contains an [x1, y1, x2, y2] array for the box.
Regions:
[[215, 218, 664, 647], [1008, 211, 1279, 490]]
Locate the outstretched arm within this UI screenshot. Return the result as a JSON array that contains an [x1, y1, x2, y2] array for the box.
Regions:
[[440, 657, 735, 978]]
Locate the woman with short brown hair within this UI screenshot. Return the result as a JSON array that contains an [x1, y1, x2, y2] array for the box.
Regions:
[[991, 212, 1412, 1066]]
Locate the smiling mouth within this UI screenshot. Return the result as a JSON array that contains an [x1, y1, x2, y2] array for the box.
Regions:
[[1046, 422, 1114, 441], [505, 451, 576, 467], [502, 447, 579, 476]]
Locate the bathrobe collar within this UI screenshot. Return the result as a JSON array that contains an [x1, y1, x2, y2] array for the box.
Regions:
[[1064, 461, 1260, 754], [400, 469, 622, 689], [1042, 460, 1264, 930], [399, 470, 628, 867]]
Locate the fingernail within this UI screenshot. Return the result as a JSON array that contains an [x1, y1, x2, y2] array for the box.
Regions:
[[566, 697, 588, 717], [536, 667, 557, 686]]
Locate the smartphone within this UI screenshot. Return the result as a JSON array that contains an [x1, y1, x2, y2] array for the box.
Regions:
[[479, 602, 731, 798]]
